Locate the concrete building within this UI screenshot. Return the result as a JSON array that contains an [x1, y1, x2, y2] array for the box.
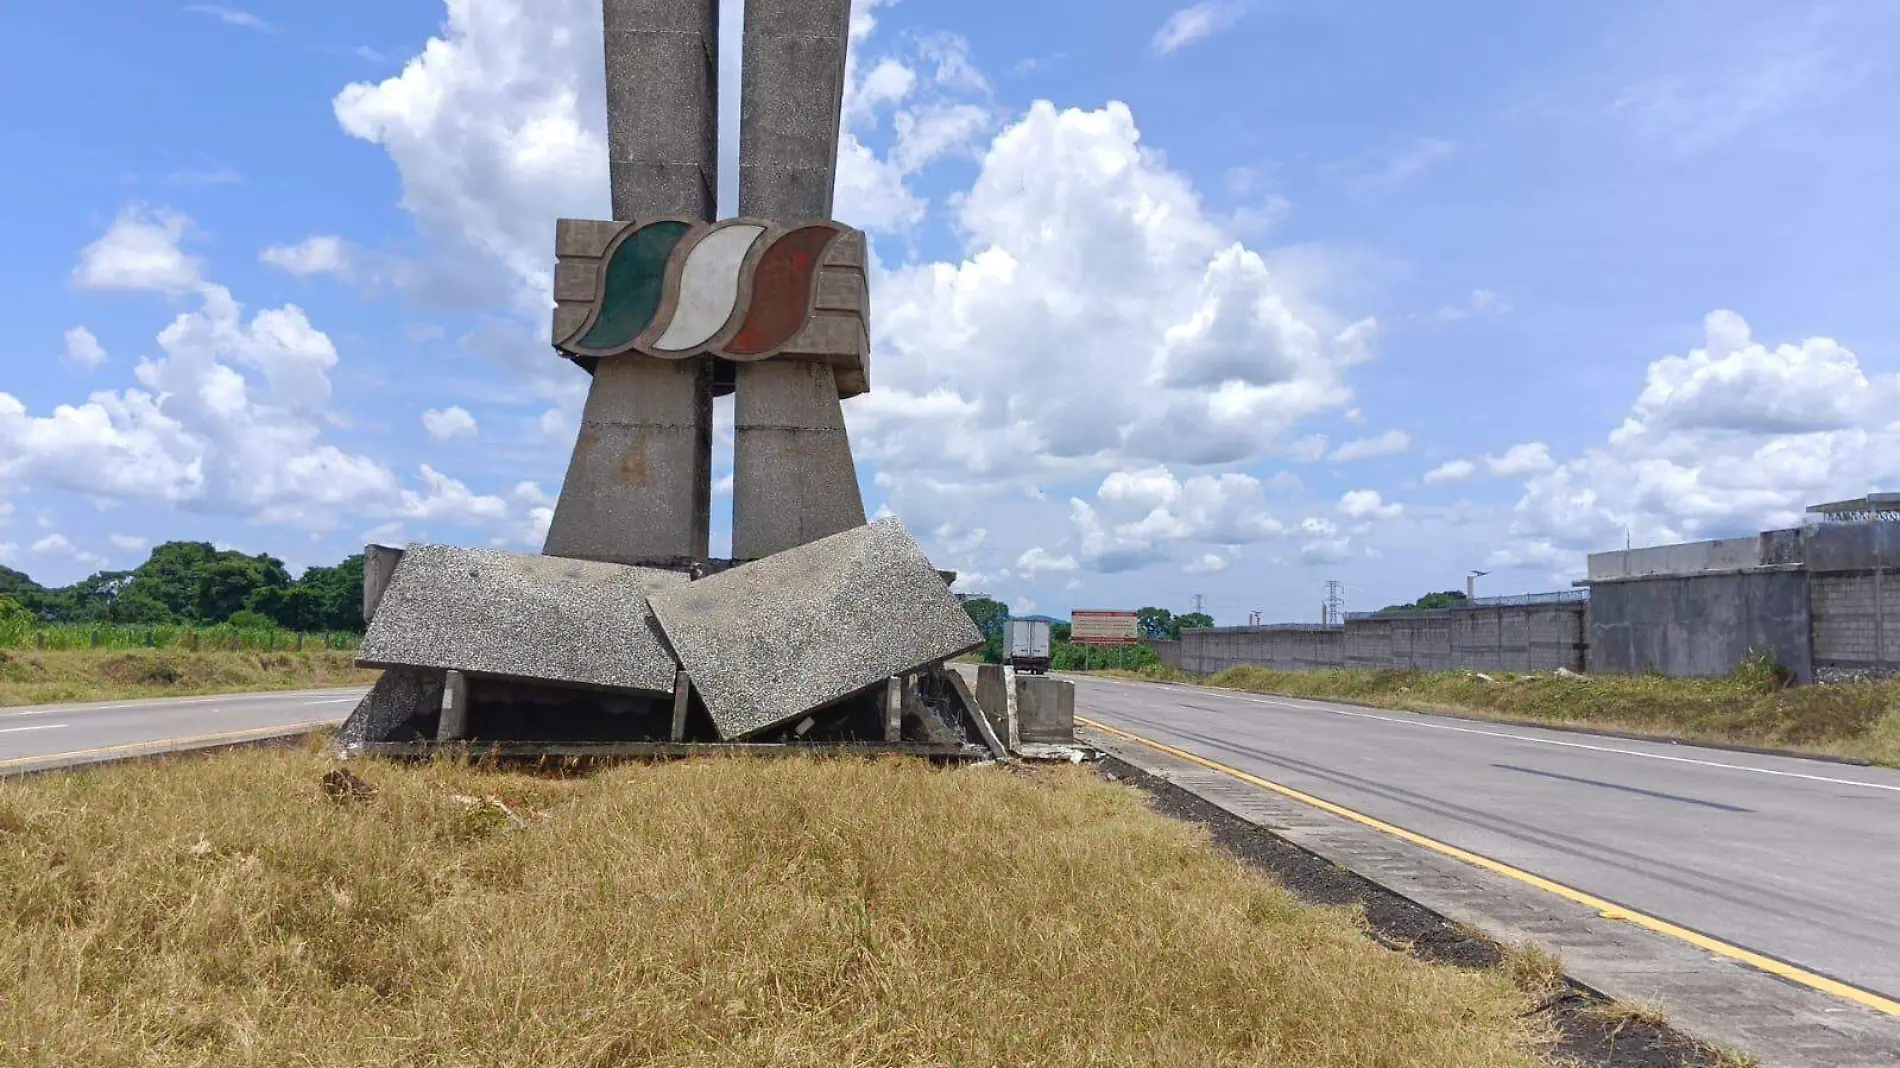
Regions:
[[1580, 495, 1900, 682]]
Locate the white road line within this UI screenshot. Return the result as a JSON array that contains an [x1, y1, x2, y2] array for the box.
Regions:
[[301, 697, 360, 705], [1077, 675, 1900, 795], [0, 723, 66, 734], [0, 689, 368, 718]]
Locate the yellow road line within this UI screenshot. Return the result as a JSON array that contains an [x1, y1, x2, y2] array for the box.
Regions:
[[1081, 714, 1900, 1019], [0, 719, 339, 774]]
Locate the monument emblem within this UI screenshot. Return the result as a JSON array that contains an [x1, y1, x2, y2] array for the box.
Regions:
[[331, 0, 1059, 757]]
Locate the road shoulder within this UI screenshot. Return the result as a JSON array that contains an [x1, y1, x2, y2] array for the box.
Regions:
[[1083, 722, 1900, 1068]]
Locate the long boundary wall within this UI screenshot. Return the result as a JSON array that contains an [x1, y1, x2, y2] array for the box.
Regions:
[[1156, 602, 1585, 676], [1153, 625, 1343, 675], [1148, 521, 1898, 683]]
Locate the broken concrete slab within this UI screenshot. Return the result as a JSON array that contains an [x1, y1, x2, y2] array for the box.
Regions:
[[941, 667, 1008, 759], [335, 667, 444, 752], [647, 517, 983, 739], [357, 544, 686, 696]]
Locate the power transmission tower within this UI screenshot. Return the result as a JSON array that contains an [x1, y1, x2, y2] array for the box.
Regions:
[[1192, 593, 1206, 615], [1322, 580, 1345, 626]]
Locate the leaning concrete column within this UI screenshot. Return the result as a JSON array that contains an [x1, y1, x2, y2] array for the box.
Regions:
[[730, 0, 866, 559], [545, 0, 719, 564]]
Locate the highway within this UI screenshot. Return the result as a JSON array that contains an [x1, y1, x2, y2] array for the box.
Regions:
[[0, 688, 366, 774], [1069, 672, 1900, 1003]]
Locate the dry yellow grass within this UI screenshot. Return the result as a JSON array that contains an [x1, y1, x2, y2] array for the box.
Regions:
[[0, 745, 1555, 1067], [0, 648, 376, 707]]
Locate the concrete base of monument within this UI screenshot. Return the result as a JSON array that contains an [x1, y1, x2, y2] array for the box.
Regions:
[[335, 518, 994, 758]]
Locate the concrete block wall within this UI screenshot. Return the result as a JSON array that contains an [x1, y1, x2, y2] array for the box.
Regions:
[[1811, 570, 1897, 671], [1175, 604, 1586, 676], [1526, 605, 1589, 672], [1585, 570, 1813, 682], [1166, 626, 1344, 675]]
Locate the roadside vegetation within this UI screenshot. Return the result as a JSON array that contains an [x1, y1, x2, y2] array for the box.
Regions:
[[1100, 658, 1900, 766], [0, 648, 375, 707], [0, 746, 1558, 1067], [0, 540, 370, 705]]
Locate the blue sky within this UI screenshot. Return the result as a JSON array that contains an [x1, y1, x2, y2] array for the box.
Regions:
[[4, 0, 1899, 624]]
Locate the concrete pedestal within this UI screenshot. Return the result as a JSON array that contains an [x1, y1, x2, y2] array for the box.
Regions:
[[730, 360, 865, 559], [1016, 676, 1076, 744], [545, 357, 715, 564]]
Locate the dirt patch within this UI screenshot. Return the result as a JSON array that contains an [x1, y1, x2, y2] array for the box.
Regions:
[[1103, 755, 1753, 1068]]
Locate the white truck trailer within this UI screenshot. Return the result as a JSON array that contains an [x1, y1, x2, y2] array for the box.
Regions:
[[1006, 618, 1052, 674]]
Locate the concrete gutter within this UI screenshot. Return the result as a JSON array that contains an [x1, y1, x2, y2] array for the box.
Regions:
[[0, 720, 340, 779]]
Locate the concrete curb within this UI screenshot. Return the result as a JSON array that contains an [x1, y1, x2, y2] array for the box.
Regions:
[[1069, 672, 1880, 767], [0, 720, 342, 779]]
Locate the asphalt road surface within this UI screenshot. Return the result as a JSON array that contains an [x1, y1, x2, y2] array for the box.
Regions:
[[1071, 672, 1900, 1002], [0, 688, 367, 772]]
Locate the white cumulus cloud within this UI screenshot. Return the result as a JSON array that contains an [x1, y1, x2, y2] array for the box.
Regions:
[[63, 326, 106, 369], [422, 405, 479, 441], [72, 206, 202, 293], [1330, 429, 1410, 461], [1504, 310, 1900, 560], [260, 236, 353, 278], [1153, 2, 1244, 55], [1338, 489, 1401, 520]]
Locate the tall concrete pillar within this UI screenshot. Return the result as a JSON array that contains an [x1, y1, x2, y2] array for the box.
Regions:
[[730, 0, 866, 559], [731, 360, 866, 558], [545, 0, 719, 564]]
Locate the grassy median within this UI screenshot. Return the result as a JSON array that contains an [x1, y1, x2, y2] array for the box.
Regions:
[[1108, 664, 1900, 766], [0, 745, 1556, 1067], [0, 648, 376, 707]]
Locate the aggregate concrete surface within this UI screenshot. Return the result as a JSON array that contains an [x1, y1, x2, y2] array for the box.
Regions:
[[649, 517, 982, 739], [1075, 672, 1900, 1067], [0, 688, 366, 774], [357, 545, 687, 696]]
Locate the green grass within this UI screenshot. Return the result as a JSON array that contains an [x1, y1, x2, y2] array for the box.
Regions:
[[0, 745, 1559, 1067], [1165, 665, 1900, 766], [0, 618, 359, 653], [0, 648, 377, 707]]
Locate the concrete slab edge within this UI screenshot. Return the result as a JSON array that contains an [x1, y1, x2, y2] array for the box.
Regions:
[[1081, 723, 1900, 1068]]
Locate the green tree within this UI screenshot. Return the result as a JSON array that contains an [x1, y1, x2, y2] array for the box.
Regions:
[[134, 541, 291, 623], [0, 596, 31, 626], [1379, 590, 1468, 613], [109, 586, 177, 624], [1174, 611, 1214, 633], [226, 609, 276, 630], [959, 596, 1011, 663], [1135, 607, 1176, 641]]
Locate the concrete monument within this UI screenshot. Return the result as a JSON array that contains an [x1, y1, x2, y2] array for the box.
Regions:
[[334, 0, 1012, 759]]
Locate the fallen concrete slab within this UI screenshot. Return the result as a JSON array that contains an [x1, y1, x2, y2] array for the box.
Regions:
[[647, 518, 983, 739], [357, 545, 686, 696]]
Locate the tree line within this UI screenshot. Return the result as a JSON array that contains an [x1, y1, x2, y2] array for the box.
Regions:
[[0, 542, 366, 632]]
